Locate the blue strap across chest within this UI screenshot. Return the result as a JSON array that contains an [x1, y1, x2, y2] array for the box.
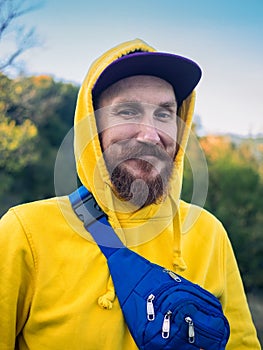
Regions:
[[69, 186, 125, 258]]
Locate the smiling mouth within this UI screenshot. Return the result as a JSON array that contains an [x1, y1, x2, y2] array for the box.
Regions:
[[125, 155, 162, 164], [141, 155, 159, 159], [123, 156, 165, 174]]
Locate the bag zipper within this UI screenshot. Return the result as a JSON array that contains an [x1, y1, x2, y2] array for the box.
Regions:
[[185, 316, 195, 343], [162, 310, 172, 339], [163, 268, 182, 282], [145, 268, 182, 317], [146, 294, 155, 321]]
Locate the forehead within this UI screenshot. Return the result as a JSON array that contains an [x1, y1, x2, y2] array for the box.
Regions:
[[96, 75, 177, 108]]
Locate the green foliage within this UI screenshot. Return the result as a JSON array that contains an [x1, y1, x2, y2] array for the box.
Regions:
[[207, 158, 263, 292], [182, 135, 263, 293], [0, 117, 38, 171], [0, 73, 79, 214]]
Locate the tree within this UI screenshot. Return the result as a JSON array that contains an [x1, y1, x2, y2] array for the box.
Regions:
[[0, 73, 39, 211], [0, 73, 39, 172], [182, 134, 263, 292], [0, 73, 79, 215], [16, 75, 79, 201], [199, 136, 263, 292], [0, 0, 43, 72]]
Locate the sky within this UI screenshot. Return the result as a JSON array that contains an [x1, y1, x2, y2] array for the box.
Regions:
[[5, 0, 263, 136]]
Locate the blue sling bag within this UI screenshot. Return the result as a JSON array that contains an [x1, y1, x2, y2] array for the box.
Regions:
[[69, 186, 230, 349]]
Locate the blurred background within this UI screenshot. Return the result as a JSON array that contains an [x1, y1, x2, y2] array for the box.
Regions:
[[0, 0, 262, 345]]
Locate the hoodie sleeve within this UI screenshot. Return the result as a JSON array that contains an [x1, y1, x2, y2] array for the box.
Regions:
[[0, 208, 36, 349], [221, 232, 261, 349]]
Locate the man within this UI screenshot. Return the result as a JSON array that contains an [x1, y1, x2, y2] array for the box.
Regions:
[[0, 39, 260, 349]]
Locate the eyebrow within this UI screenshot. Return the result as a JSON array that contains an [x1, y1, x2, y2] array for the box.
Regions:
[[158, 101, 177, 111], [112, 99, 177, 110]]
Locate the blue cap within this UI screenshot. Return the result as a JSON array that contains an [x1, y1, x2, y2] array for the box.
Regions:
[[92, 51, 202, 107]]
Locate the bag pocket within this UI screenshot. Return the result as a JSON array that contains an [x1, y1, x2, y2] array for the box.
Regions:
[[143, 283, 228, 350]]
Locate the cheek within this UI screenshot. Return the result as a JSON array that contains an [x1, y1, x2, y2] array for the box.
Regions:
[[100, 124, 137, 151], [159, 124, 177, 145], [159, 130, 177, 160], [164, 122, 177, 139]]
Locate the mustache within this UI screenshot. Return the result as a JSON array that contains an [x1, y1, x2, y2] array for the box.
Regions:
[[111, 140, 172, 162]]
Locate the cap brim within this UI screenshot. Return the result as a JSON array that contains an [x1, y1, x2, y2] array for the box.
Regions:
[[92, 51, 202, 107]]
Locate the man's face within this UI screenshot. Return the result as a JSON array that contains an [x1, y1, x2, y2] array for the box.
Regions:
[[95, 75, 178, 207]]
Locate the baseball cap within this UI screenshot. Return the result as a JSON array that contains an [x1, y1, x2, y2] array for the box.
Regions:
[[92, 51, 202, 107]]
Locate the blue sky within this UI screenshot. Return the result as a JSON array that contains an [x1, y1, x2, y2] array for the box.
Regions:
[[12, 0, 263, 135]]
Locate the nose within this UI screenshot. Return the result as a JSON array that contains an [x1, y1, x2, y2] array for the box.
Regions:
[[136, 119, 161, 145]]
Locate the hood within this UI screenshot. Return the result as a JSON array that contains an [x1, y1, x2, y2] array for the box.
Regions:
[[73, 37, 196, 247], [73, 38, 197, 309]]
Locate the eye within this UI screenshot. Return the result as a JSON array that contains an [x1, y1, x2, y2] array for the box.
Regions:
[[117, 108, 139, 119], [155, 110, 174, 121]]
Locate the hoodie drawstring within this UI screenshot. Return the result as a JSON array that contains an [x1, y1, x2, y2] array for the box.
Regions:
[[171, 199, 187, 272], [98, 275, 116, 310], [172, 250, 187, 272]]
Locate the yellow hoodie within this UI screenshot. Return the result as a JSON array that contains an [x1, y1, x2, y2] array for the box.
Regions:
[[0, 39, 260, 349]]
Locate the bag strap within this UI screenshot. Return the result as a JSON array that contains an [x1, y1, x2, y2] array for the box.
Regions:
[[69, 186, 125, 258]]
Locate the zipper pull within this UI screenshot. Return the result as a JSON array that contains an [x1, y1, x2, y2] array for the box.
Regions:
[[185, 316, 195, 344], [163, 269, 181, 282], [162, 310, 172, 339], [147, 294, 155, 321]]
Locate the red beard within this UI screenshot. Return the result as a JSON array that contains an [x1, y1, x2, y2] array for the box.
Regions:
[[103, 140, 174, 207]]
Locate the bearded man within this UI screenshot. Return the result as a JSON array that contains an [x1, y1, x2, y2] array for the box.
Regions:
[[0, 39, 260, 349]]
